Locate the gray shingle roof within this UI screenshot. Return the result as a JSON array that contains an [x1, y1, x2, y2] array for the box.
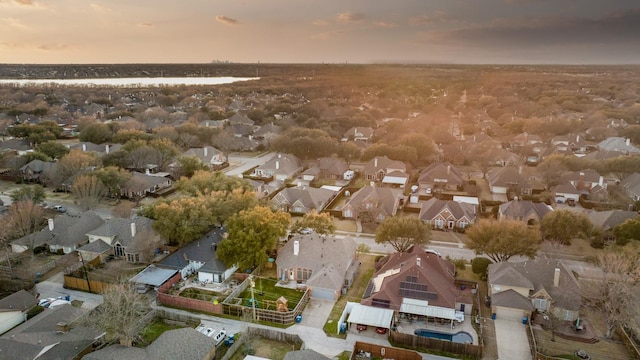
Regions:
[[273, 187, 336, 212], [12, 211, 104, 249], [78, 239, 112, 254], [417, 161, 463, 186], [276, 234, 356, 284], [588, 210, 638, 231], [489, 259, 581, 311], [419, 198, 477, 223], [487, 166, 525, 188], [160, 229, 223, 270], [0, 289, 37, 311], [492, 289, 532, 310], [284, 349, 331, 360], [498, 200, 553, 220], [87, 217, 156, 248]]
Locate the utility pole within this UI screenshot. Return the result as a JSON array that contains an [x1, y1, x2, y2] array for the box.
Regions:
[[78, 252, 92, 293]]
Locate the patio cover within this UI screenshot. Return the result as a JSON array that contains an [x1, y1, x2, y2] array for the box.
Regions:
[[129, 265, 178, 287], [347, 304, 394, 329], [399, 298, 463, 321]]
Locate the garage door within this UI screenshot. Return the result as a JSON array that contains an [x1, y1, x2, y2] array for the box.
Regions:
[[311, 287, 335, 300], [495, 306, 526, 322]]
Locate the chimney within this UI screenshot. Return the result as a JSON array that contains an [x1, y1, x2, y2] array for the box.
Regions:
[[553, 268, 560, 287], [204, 147, 208, 157], [48, 218, 54, 231], [447, 165, 451, 175], [82, 143, 86, 152], [276, 161, 280, 170], [599, 176, 604, 187], [293, 240, 299, 256], [105, 144, 109, 154], [131, 222, 136, 237], [627, 138, 631, 146], [145, 168, 150, 175], [417, 257, 422, 267], [518, 166, 522, 174], [374, 157, 378, 168]]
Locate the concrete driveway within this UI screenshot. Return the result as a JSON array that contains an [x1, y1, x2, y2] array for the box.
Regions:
[[494, 319, 532, 360], [36, 271, 103, 310], [299, 298, 335, 328]]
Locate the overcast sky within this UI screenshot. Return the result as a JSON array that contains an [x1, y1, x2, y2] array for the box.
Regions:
[[1, 0, 639, 64]]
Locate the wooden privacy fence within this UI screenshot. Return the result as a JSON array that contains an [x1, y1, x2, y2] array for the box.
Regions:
[[158, 292, 223, 315], [63, 275, 111, 293], [390, 330, 483, 359]]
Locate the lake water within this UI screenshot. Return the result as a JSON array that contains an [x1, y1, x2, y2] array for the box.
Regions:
[[0, 77, 258, 87]]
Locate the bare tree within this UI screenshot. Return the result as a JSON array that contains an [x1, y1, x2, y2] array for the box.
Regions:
[[72, 174, 107, 210], [112, 201, 136, 219], [84, 280, 151, 346], [581, 249, 640, 338], [5, 201, 45, 254]]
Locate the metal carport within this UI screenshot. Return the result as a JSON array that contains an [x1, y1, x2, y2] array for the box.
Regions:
[[346, 304, 394, 329]]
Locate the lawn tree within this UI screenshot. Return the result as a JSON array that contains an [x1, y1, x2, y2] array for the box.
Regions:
[[581, 247, 640, 339], [612, 217, 640, 245], [71, 174, 108, 210], [177, 170, 253, 196], [148, 197, 213, 246], [375, 216, 431, 253], [46, 149, 99, 189], [464, 219, 540, 262], [83, 281, 151, 346], [537, 155, 567, 189], [337, 142, 362, 165], [217, 206, 291, 270], [10, 185, 46, 204], [35, 140, 69, 159], [173, 155, 209, 178], [4, 201, 45, 254], [540, 209, 594, 246], [290, 210, 336, 235], [93, 166, 131, 198]]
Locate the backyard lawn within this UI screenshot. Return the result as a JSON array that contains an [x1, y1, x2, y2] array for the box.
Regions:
[[237, 277, 305, 311], [323, 253, 377, 337]]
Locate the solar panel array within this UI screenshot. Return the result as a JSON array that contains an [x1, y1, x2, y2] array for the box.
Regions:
[[399, 276, 438, 300]]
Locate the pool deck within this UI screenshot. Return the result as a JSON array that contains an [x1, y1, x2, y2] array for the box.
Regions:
[[394, 316, 479, 345]]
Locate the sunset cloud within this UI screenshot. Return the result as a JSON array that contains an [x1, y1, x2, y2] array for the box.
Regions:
[[216, 15, 239, 25], [336, 12, 364, 23], [38, 43, 70, 51], [2, 17, 29, 30], [409, 12, 451, 26], [90, 3, 111, 13], [374, 21, 397, 29], [137, 22, 153, 28]]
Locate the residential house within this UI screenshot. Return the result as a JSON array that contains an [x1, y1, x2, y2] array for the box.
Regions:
[[343, 127, 374, 142], [253, 153, 302, 182], [0, 138, 33, 155], [498, 199, 553, 225], [68, 142, 120, 156], [364, 156, 407, 182], [84, 217, 164, 263], [419, 198, 477, 230], [271, 186, 337, 214], [361, 246, 471, 324], [488, 259, 581, 322], [284, 349, 331, 360], [0, 290, 37, 335], [382, 171, 410, 189], [341, 185, 403, 222], [199, 119, 226, 129], [587, 210, 638, 243], [512, 132, 544, 148], [0, 304, 105, 360], [121, 171, 172, 199], [82, 327, 216, 360], [19, 159, 54, 182], [276, 233, 358, 300], [417, 161, 464, 194], [11, 211, 104, 254], [184, 146, 227, 169], [227, 113, 254, 126], [486, 166, 528, 196], [597, 137, 640, 154], [620, 172, 640, 201], [553, 183, 581, 203], [300, 167, 321, 183], [253, 123, 283, 141], [483, 148, 522, 167], [560, 169, 606, 191], [316, 157, 349, 180]]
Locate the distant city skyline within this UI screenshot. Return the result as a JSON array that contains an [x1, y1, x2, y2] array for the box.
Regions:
[[1, 0, 639, 65]]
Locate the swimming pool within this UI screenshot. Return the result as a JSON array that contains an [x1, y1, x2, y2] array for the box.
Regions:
[[414, 329, 473, 344]]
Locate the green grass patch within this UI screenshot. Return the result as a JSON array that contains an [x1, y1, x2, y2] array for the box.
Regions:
[[323, 254, 376, 338], [237, 277, 304, 311], [179, 287, 224, 302], [137, 319, 184, 347]]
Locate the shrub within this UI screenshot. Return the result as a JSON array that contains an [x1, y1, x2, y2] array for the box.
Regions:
[[471, 257, 492, 275], [590, 237, 605, 249], [452, 258, 466, 270], [27, 305, 44, 319]]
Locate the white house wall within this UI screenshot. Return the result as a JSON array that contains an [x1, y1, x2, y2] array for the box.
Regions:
[[0, 311, 26, 335]]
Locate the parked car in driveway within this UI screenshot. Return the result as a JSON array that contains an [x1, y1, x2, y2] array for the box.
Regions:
[[52, 205, 67, 213]]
